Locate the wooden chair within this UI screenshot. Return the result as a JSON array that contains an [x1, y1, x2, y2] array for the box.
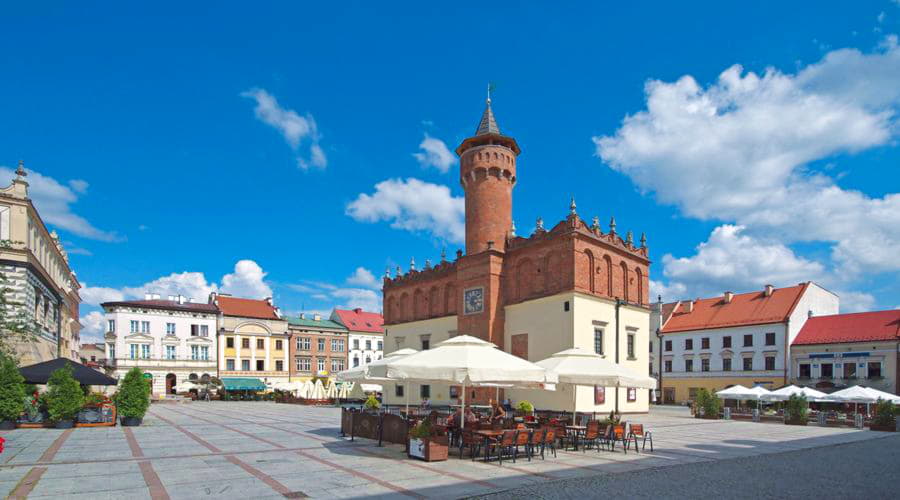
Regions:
[[512, 429, 530, 462], [526, 428, 544, 461], [485, 430, 517, 464], [627, 424, 653, 452], [459, 430, 480, 461], [541, 428, 557, 459], [581, 423, 601, 452]]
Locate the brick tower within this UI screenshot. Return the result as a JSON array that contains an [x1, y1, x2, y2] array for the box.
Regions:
[[455, 95, 520, 254]]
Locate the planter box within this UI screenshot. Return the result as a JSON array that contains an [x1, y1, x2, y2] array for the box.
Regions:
[[0, 420, 16, 430], [869, 422, 897, 432], [55, 420, 74, 429], [408, 436, 449, 462], [120, 416, 143, 427], [785, 419, 807, 426]]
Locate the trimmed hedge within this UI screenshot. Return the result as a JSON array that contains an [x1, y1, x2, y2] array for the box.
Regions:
[[116, 367, 150, 418], [0, 354, 25, 421], [47, 365, 84, 422]]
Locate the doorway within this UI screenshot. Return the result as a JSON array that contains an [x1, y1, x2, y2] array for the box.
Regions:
[[663, 387, 675, 404], [165, 373, 176, 394]]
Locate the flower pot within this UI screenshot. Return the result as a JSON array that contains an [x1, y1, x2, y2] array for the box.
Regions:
[[120, 416, 143, 427], [408, 436, 449, 462], [54, 419, 74, 429], [869, 422, 897, 432], [0, 420, 16, 430], [785, 419, 807, 426]]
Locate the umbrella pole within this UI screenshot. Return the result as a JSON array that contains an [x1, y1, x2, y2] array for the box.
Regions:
[[405, 384, 409, 415], [572, 385, 577, 425], [460, 382, 466, 430]]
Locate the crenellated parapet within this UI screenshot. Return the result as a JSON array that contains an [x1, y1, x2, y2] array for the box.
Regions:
[[383, 258, 458, 290], [507, 211, 649, 262]]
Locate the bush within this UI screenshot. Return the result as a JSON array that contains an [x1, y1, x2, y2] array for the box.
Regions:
[[363, 394, 380, 410], [409, 419, 434, 439], [46, 365, 84, 422], [601, 410, 621, 426], [517, 400, 534, 414], [0, 353, 25, 421], [873, 399, 896, 427], [84, 392, 110, 406], [116, 367, 150, 419], [785, 394, 808, 422], [695, 389, 721, 418]]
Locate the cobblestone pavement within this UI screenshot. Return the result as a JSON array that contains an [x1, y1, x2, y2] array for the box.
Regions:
[[0, 404, 892, 499], [474, 432, 900, 499]]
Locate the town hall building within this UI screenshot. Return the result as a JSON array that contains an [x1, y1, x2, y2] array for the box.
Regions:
[[381, 96, 653, 414]]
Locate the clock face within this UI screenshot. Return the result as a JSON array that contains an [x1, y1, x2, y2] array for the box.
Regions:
[[464, 287, 484, 315]]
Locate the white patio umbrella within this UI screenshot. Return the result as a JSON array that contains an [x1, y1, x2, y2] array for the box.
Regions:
[[298, 380, 312, 399], [336, 348, 419, 413], [825, 385, 880, 403], [174, 380, 201, 393], [862, 387, 900, 404], [761, 385, 828, 402], [535, 347, 656, 422], [311, 380, 326, 399], [716, 385, 756, 400], [378, 335, 556, 429], [272, 381, 302, 394], [325, 382, 338, 399]]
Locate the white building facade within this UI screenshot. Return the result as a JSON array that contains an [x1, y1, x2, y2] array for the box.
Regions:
[[103, 295, 218, 396], [331, 308, 384, 369], [658, 283, 838, 404]]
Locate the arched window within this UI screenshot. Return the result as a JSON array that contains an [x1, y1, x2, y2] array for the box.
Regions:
[[584, 250, 595, 293], [621, 262, 629, 302], [429, 286, 439, 317], [636, 267, 644, 305], [444, 284, 457, 314], [604, 255, 613, 296]]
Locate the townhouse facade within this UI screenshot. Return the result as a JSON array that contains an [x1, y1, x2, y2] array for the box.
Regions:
[[791, 310, 900, 395], [286, 312, 348, 382], [213, 293, 290, 387], [0, 162, 81, 364], [658, 283, 838, 404], [102, 294, 218, 395], [332, 308, 384, 369]]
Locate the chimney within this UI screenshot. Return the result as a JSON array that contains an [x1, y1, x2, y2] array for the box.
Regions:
[[144, 293, 152, 300], [299, 312, 306, 320], [177, 294, 184, 304], [313, 313, 321, 321], [685, 300, 694, 313], [808, 310, 814, 318], [354, 308, 362, 314], [724, 291, 733, 304], [764, 284, 774, 297], [265, 297, 273, 306]]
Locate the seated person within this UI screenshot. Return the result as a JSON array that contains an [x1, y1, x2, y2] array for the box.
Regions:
[[490, 399, 507, 422], [464, 407, 478, 425], [420, 398, 431, 410]]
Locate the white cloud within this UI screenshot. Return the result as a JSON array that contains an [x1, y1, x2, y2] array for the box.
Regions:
[[412, 134, 456, 173], [68, 179, 88, 194], [79, 285, 125, 306], [346, 267, 380, 289], [655, 225, 824, 301], [346, 178, 464, 243], [330, 287, 381, 312], [241, 88, 327, 170], [79, 259, 271, 306], [836, 290, 876, 313], [0, 166, 118, 241], [878, 11, 886, 24], [220, 259, 272, 299], [594, 38, 900, 277], [79, 311, 106, 344]]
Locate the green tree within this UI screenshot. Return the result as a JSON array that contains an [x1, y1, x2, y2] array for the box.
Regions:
[[46, 365, 84, 422], [696, 388, 722, 418], [785, 394, 808, 422], [116, 367, 150, 418], [0, 353, 26, 421], [0, 268, 39, 362]]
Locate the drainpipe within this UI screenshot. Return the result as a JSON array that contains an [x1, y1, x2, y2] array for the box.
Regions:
[[783, 319, 790, 387], [615, 298, 622, 414], [656, 295, 663, 405]]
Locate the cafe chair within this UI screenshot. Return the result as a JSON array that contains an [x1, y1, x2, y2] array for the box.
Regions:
[[627, 424, 653, 452], [485, 430, 517, 464], [459, 430, 481, 461], [540, 428, 557, 459], [526, 428, 544, 461], [512, 429, 530, 462], [581, 422, 601, 452], [608, 423, 628, 454]]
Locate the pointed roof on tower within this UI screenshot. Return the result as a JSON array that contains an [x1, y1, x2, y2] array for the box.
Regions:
[[456, 91, 520, 156], [475, 98, 501, 136]]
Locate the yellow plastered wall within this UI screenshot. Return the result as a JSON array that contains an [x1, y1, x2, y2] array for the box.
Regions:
[[382, 315, 458, 406], [662, 376, 783, 404]]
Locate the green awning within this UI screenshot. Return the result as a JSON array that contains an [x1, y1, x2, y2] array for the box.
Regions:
[[221, 378, 267, 391]]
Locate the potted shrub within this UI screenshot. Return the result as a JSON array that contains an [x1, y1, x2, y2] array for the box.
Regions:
[[870, 399, 896, 432], [0, 354, 25, 429], [516, 400, 534, 416], [363, 394, 380, 411], [46, 365, 84, 429], [784, 394, 808, 425], [407, 419, 449, 462], [695, 389, 721, 419], [117, 367, 150, 426], [77, 392, 112, 425]]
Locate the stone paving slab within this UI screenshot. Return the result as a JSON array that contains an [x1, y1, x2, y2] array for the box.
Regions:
[[0, 403, 892, 499]]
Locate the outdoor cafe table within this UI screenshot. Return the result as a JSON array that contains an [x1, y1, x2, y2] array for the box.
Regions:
[[473, 429, 504, 462], [566, 425, 587, 450]]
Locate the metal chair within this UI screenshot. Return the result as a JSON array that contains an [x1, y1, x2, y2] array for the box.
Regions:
[[541, 428, 557, 458], [512, 429, 530, 462], [627, 423, 653, 452], [526, 428, 544, 461]]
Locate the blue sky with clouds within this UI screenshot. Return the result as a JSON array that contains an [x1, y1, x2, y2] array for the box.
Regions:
[[2, 2, 899, 342]]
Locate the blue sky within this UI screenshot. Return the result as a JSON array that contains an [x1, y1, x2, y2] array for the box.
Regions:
[[2, 2, 899, 342]]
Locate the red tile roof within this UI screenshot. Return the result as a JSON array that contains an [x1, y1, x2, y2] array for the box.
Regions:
[[215, 295, 280, 320], [661, 283, 809, 334], [331, 308, 384, 334], [792, 310, 900, 345]]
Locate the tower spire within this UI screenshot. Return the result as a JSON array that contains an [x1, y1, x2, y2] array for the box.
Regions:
[[475, 83, 500, 136]]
